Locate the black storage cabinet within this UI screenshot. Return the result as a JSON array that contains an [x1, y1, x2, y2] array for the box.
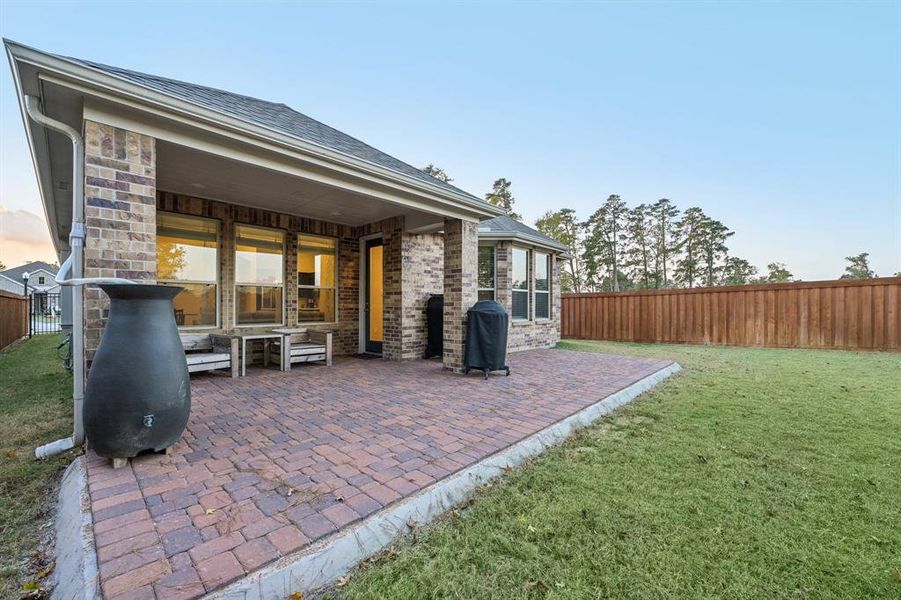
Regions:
[[424, 294, 443, 359], [463, 300, 510, 379]]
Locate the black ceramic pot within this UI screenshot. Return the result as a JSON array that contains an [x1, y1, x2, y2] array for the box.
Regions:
[[84, 284, 190, 458]]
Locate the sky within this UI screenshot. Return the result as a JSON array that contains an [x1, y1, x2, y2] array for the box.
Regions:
[[1, 1, 899, 279]]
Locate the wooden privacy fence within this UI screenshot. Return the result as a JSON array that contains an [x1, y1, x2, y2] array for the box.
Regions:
[[0, 290, 28, 350], [562, 277, 901, 351]]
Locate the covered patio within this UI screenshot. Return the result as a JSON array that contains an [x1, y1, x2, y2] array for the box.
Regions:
[[80, 348, 676, 599]]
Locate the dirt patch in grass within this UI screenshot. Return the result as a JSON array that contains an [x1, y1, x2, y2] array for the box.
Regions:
[[341, 342, 901, 599], [0, 336, 77, 598]]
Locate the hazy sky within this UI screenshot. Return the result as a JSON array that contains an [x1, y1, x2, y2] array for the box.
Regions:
[[1, 1, 899, 279]]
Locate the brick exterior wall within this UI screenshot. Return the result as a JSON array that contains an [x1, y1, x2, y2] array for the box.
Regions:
[[443, 219, 479, 371], [400, 232, 444, 359], [83, 121, 156, 362], [493, 241, 562, 352]]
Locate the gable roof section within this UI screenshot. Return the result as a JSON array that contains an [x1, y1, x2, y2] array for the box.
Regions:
[[478, 215, 568, 253], [60, 54, 483, 203], [0, 261, 58, 282]]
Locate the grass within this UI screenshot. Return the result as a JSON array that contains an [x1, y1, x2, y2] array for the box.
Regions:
[[342, 341, 901, 599], [0, 336, 76, 597]]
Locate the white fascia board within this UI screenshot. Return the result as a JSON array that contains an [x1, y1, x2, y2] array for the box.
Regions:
[[5, 40, 503, 221]]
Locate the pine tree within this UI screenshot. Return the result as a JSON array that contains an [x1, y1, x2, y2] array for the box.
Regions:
[[762, 262, 794, 283], [535, 209, 585, 292], [840, 252, 876, 279], [697, 218, 733, 287], [485, 178, 521, 221], [583, 195, 629, 291], [673, 207, 706, 288], [649, 198, 679, 287], [720, 257, 758, 285], [623, 204, 654, 288], [422, 164, 452, 183]]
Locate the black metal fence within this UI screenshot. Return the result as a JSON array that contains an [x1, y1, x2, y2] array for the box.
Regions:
[[29, 292, 62, 336]]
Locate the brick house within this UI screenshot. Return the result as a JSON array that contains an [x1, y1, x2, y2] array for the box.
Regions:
[[7, 40, 566, 371]]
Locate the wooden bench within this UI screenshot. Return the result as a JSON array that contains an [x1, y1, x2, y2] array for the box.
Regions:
[[180, 333, 239, 377], [268, 329, 333, 370]]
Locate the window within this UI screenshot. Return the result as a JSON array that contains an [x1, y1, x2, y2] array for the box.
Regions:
[[298, 235, 337, 322], [535, 252, 550, 319], [235, 225, 284, 325], [478, 245, 496, 301], [512, 247, 530, 320], [157, 213, 218, 327], [38, 276, 45, 285]]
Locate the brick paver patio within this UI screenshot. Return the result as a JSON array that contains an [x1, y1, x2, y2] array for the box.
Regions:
[[83, 348, 673, 599]]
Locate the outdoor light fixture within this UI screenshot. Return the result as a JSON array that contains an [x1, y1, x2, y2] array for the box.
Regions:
[[22, 271, 29, 296]]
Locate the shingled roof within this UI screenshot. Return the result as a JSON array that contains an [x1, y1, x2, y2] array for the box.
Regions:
[[60, 54, 483, 203], [478, 215, 568, 252], [0, 261, 58, 282]]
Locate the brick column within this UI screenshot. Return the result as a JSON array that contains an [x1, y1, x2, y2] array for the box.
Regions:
[[83, 121, 156, 363], [443, 218, 478, 371]]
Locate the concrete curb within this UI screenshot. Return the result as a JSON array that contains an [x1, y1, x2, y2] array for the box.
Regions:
[[52, 456, 100, 600], [208, 361, 682, 599]]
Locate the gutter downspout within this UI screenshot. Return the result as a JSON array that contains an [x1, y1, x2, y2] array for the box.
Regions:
[[24, 95, 135, 459]]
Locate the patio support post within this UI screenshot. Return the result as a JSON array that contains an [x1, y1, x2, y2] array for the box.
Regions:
[[443, 218, 478, 372]]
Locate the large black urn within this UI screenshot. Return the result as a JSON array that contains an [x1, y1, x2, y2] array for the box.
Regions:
[[84, 284, 190, 459]]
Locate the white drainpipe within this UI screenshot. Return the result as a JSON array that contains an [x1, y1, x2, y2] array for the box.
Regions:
[[24, 95, 135, 459]]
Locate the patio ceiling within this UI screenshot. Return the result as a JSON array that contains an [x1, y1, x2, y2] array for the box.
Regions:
[[157, 141, 443, 229]]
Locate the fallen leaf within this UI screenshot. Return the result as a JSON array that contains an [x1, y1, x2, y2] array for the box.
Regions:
[[335, 495, 344, 503], [5, 450, 16, 460], [36, 562, 55, 579], [205, 508, 216, 515], [336, 576, 349, 588], [22, 580, 38, 591], [527, 525, 536, 533], [287, 488, 294, 497], [287, 592, 302, 600]]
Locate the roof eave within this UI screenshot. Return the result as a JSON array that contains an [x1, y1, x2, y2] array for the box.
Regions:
[[4, 39, 505, 221], [4, 40, 63, 255], [477, 230, 569, 254]]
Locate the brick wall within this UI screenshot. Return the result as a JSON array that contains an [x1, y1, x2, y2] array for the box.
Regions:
[[400, 232, 444, 359], [443, 219, 479, 371], [493, 241, 562, 353], [83, 121, 156, 361]]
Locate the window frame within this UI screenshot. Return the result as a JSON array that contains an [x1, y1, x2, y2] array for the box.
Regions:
[[234, 223, 286, 328], [477, 243, 496, 302], [511, 245, 531, 321], [297, 233, 339, 324], [156, 211, 221, 330], [534, 251, 551, 321]]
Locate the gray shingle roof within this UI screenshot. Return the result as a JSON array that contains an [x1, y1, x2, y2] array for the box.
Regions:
[[0, 261, 58, 281], [60, 54, 484, 203], [478, 215, 568, 252]]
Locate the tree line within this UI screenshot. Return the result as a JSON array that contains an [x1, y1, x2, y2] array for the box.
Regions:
[[422, 164, 896, 293]]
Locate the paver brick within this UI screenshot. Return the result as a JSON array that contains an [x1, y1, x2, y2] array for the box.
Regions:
[[84, 349, 671, 599]]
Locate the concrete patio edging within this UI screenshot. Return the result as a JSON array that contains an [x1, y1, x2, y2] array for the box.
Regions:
[[52, 455, 101, 600], [207, 361, 682, 599]]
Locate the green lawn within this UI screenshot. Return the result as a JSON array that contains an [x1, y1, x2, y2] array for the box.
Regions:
[[342, 341, 901, 599], [0, 336, 76, 597]]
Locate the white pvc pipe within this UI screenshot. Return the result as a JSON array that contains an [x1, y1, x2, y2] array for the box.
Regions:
[[25, 95, 135, 459]]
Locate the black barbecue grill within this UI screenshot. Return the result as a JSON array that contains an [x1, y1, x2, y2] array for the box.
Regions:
[[463, 300, 510, 379]]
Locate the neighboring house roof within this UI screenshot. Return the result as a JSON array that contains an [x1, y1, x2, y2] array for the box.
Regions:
[[478, 215, 569, 254], [59, 54, 482, 203], [0, 261, 58, 283]]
